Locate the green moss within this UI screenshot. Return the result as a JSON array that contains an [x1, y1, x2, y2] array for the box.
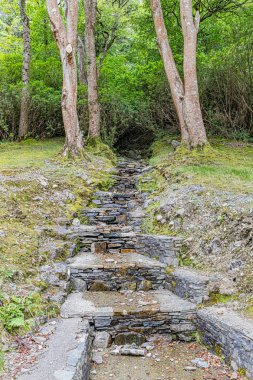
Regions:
[[86, 138, 116, 163], [0, 138, 63, 169], [203, 292, 239, 306], [195, 330, 204, 345], [149, 137, 253, 194], [214, 343, 222, 357], [178, 245, 194, 267], [165, 266, 174, 275], [0, 348, 3, 373], [149, 137, 174, 166], [238, 368, 246, 376], [137, 171, 165, 193], [33, 280, 48, 291]]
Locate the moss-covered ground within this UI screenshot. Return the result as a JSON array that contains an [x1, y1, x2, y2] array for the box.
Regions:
[[150, 136, 253, 194], [139, 136, 253, 315], [0, 138, 115, 370]]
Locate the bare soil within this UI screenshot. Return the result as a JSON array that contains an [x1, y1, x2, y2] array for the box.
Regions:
[[91, 336, 243, 380]]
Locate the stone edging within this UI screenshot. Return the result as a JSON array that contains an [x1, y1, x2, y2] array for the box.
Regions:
[[197, 306, 253, 379]]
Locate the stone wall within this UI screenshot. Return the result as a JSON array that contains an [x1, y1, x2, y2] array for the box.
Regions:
[[74, 226, 137, 254], [135, 234, 182, 266], [197, 307, 253, 379], [70, 266, 168, 291], [93, 310, 197, 341], [54, 320, 92, 380], [167, 268, 210, 304]]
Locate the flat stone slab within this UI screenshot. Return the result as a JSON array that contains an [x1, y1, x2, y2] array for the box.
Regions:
[[17, 318, 91, 380], [61, 290, 196, 321], [69, 252, 166, 270], [197, 306, 253, 379]]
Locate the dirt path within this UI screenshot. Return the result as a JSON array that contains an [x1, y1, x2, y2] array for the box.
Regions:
[[91, 336, 241, 380]]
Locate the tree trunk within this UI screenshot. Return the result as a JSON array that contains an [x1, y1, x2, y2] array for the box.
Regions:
[[77, 36, 88, 85], [84, 0, 101, 140], [150, 0, 207, 148], [19, 0, 31, 139], [46, 0, 83, 157], [180, 0, 207, 147]]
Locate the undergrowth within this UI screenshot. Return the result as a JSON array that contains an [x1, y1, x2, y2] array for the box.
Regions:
[[0, 293, 58, 334]]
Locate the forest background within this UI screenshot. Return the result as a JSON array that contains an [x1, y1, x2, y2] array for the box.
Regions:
[[0, 0, 252, 152]]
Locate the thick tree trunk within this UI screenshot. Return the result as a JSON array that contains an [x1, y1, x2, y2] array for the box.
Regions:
[[19, 0, 31, 139], [46, 0, 83, 157], [77, 36, 88, 85], [84, 0, 101, 140], [150, 0, 207, 148]]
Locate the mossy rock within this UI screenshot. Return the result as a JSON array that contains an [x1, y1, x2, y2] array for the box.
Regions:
[[90, 281, 110, 292], [114, 333, 146, 346]]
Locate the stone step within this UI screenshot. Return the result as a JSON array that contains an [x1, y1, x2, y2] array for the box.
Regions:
[[61, 290, 197, 341], [82, 208, 128, 225], [70, 225, 181, 262], [76, 226, 137, 252], [68, 252, 168, 291], [93, 191, 138, 199], [167, 268, 211, 304], [82, 207, 145, 227]]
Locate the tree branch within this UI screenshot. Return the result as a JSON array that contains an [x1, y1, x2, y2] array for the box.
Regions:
[[46, 0, 67, 49], [97, 27, 117, 79]]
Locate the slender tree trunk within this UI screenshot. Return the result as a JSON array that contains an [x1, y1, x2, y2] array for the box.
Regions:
[[180, 0, 207, 147], [150, 0, 207, 148], [19, 0, 31, 139], [77, 36, 88, 85], [84, 0, 101, 140], [46, 0, 83, 157]]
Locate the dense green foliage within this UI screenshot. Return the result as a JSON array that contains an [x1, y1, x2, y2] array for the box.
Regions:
[[0, 0, 252, 147]]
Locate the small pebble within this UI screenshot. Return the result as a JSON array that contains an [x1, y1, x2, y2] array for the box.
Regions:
[[184, 366, 197, 371], [191, 358, 210, 369]]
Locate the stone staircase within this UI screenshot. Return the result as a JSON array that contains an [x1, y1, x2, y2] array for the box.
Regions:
[[19, 159, 253, 380], [62, 159, 198, 342]]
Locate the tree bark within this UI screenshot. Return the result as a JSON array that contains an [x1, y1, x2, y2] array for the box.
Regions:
[[77, 36, 88, 85], [46, 0, 83, 157], [180, 0, 207, 147], [19, 0, 31, 139], [84, 0, 101, 140], [150, 0, 207, 148]]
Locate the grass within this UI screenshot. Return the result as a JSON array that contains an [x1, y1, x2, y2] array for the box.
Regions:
[[0, 138, 63, 169], [201, 292, 239, 307], [149, 137, 253, 194]]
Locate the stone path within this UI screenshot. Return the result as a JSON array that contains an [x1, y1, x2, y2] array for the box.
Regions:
[[65, 160, 197, 341], [17, 159, 253, 380]]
